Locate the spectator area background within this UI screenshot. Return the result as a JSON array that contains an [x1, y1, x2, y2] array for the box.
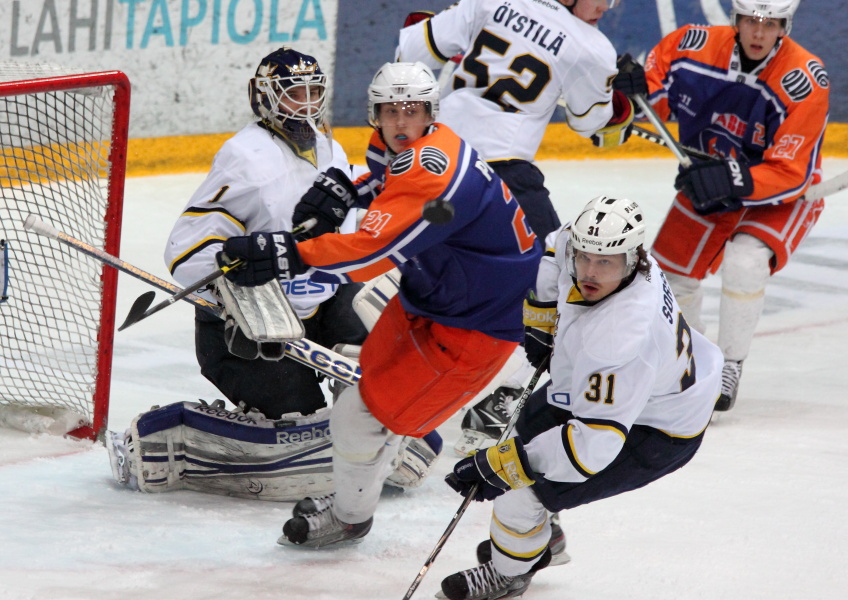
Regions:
[[1, 0, 844, 167]]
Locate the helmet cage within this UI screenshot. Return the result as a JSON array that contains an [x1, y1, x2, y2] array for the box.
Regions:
[[367, 62, 440, 127], [731, 0, 799, 35]]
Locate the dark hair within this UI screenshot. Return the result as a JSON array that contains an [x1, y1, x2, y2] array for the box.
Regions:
[[634, 245, 651, 276]]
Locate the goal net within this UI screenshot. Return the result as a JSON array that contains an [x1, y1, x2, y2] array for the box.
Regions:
[[0, 64, 130, 441]]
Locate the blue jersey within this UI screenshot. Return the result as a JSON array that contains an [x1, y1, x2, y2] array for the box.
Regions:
[[298, 124, 541, 341], [646, 25, 829, 205]]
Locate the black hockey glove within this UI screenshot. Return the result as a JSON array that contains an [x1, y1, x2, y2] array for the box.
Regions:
[[675, 157, 753, 216], [523, 297, 557, 369], [292, 167, 357, 240], [445, 438, 536, 502], [217, 230, 306, 287], [612, 53, 648, 97]]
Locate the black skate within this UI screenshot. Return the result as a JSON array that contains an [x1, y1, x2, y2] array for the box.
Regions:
[[437, 548, 551, 600], [278, 506, 372, 549], [476, 513, 570, 567], [454, 385, 523, 456]]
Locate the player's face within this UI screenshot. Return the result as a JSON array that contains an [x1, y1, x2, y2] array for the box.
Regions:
[[736, 16, 785, 61], [376, 101, 434, 153], [570, 0, 615, 26], [278, 83, 323, 119], [573, 250, 628, 301]]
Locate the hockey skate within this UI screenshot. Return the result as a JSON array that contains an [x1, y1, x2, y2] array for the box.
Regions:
[[278, 505, 372, 549], [476, 513, 570, 567], [454, 385, 523, 457], [437, 548, 551, 600], [715, 360, 743, 412], [292, 493, 335, 517], [105, 429, 138, 490]]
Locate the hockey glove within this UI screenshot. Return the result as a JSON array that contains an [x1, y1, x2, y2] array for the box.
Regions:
[[591, 90, 634, 148], [445, 438, 536, 502], [523, 297, 557, 369], [403, 10, 434, 28], [292, 167, 357, 240], [218, 230, 306, 287], [612, 53, 648, 97], [674, 157, 753, 215]]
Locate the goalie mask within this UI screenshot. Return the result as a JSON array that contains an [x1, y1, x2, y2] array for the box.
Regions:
[[249, 47, 327, 150], [731, 0, 800, 35], [566, 195, 646, 284]]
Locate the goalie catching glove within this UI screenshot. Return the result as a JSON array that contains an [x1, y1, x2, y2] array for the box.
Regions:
[[218, 230, 306, 287], [591, 90, 634, 148], [292, 167, 357, 240], [523, 297, 557, 369], [675, 157, 754, 215], [445, 437, 536, 502]]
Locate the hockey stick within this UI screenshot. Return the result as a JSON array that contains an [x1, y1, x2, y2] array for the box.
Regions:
[[631, 125, 713, 161], [804, 169, 848, 202], [22, 215, 361, 386], [631, 94, 693, 168], [629, 124, 848, 201], [23, 214, 221, 314], [117, 261, 242, 331], [401, 356, 550, 600], [117, 218, 316, 331]]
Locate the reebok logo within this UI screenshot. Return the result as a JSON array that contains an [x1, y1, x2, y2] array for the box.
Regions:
[[276, 424, 330, 444]]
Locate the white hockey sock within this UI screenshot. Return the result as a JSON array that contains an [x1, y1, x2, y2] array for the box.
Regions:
[[718, 234, 772, 361]]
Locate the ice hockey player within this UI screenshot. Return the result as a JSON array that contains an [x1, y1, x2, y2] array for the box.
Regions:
[[264, 61, 541, 548], [105, 48, 441, 502], [439, 196, 722, 600], [396, 0, 643, 454], [644, 0, 829, 411]]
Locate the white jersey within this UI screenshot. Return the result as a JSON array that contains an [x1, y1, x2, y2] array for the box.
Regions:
[[164, 122, 355, 318], [396, 0, 618, 162], [524, 228, 722, 483]]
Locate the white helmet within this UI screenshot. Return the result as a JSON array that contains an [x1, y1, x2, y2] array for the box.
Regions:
[[731, 0, 800, 35], [368, 61, 440, 127], [568, 195, 646, 276]]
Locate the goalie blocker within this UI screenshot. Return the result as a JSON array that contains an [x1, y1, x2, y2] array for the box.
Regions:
[[107, 400, 442, 500]]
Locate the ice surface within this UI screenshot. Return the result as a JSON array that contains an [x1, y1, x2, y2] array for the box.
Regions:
[[2, 159, 847, 600]]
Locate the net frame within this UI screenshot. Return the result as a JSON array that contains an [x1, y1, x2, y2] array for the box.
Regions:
[[0, 69, 130, 441]]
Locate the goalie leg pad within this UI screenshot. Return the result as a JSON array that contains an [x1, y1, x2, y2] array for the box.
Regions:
[[131, 401, 333, 501], [385, 430, 444, 489], [352, 268, 401, 332]]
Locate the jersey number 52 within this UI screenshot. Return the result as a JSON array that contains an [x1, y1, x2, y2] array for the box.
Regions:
[[454, 30, 551, 111]]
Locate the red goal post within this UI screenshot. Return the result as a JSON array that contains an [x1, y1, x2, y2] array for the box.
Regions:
[[0, 66, 131, 441]]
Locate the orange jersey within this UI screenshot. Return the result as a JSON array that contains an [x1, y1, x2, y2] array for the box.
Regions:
[[297, 124, 541, 342], [645, 25, 829, 206]]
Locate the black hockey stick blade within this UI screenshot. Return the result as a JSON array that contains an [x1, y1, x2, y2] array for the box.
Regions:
[[118, 259, 243, 332], [118, 291, 156, 331]]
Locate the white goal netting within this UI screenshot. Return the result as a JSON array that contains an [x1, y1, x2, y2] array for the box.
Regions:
[[0, 63, 129, 439]]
